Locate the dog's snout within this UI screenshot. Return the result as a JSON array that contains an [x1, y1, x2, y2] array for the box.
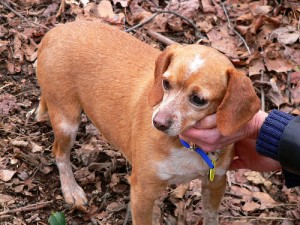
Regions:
[[153, 113, 172, 131]]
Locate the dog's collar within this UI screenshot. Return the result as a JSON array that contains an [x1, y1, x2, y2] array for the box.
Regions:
[[179, 139, 214, 169]]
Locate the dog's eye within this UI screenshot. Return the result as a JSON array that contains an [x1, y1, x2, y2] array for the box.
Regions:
[[162, 79, 171, 90], [190, 95, 207, 106]]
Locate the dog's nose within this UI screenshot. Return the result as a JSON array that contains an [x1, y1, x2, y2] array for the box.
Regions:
[[153, 113, 172, 131]]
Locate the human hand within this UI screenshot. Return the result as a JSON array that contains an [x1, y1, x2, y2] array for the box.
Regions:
[[180, 110, 268, 152], [230, 139, 281, 172]]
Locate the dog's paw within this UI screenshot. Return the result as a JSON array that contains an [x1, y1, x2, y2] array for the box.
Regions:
[[62, 184, 88, 209]]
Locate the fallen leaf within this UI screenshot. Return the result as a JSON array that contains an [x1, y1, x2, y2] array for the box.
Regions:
[[112, 183, 128, 193], [0, 194, 15, 204], [112, 0, 128, 7], [252, 192, 277, 209], [244, 171, 272, 190], [264, 56, 294, 73], [30, 141, 43, 153], [0, 169, 16, 182], [10, 139, 28, 147], [270, 26, 300, 45], [171, 183, 189, 199], [242, 201, 260, 212], [249, 58, 265, 76]]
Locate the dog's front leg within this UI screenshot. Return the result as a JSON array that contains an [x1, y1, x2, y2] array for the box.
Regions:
[[201, 175, 227, 225], [129, 174, 165, 225]]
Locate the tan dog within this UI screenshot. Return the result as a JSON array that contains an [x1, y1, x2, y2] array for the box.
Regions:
[[36, 20, 260, 225]]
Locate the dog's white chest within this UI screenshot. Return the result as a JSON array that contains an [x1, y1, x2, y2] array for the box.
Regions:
[[156, 147, 209, 184]]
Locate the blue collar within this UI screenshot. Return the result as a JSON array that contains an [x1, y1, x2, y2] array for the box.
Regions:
[[179, 139, 214, 169]]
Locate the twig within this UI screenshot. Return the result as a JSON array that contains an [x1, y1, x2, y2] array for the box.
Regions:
[[221, 2, 251, 55], [260, 70, 265, 111], [147, 30, 177, 46], [286, 71, 291, 103], [0, 82, 13, 92], [125, 9, 204, 39], [155, 9, 203, 39], [225, 191, 243, 199], [125, 12, 159, 32], [0, 0, 49, 30], [220, 215, 294, 221], [0, 200, 53, 216], [123, 202, 131, 225]]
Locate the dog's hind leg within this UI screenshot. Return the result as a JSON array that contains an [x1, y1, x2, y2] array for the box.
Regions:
[[47, 101, 87, 209], [35, 95, 49, 122]]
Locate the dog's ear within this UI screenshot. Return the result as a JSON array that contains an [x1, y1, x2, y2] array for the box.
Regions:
[[148, 44, 180, 106], [216, 68, 260, 136]]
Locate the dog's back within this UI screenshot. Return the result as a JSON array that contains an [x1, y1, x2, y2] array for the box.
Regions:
[[36, 21, 160, 159]]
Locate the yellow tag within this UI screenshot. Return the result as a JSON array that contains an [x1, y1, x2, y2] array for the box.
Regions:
[[209, 160, 216, 182]]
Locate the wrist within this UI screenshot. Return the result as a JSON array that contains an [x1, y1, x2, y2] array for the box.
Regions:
[[256, 109, 294, 161], [243, 110, 268, 140]]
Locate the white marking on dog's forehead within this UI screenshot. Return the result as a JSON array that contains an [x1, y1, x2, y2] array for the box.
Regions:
[[163, 71, 171, 78], [187, 55, 205, 76]]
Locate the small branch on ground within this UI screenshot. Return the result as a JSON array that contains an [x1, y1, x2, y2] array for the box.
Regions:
[[260, 70, 266, 111], [147, 30, 177, 46], [0, 200, 53, 216], [0, 0, 50, 30], [221, 1, 251, 55], [125, 9, 204, 40]]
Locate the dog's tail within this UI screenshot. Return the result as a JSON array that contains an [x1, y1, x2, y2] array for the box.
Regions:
[[35, 95, 49, 122]]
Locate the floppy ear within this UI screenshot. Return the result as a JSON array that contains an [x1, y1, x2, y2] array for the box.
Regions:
[[216, 68, 260, 136], [148, 44, 180, 106]]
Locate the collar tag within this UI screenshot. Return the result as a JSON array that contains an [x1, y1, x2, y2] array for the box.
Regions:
[[179, 139, 214, 169]]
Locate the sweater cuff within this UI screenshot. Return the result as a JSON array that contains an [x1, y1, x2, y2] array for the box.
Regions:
[[256, 110, 294, 161]]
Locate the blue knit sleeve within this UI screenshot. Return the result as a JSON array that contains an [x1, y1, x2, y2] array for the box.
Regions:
[[256, 110, 294, 160], [256, 110, 300, 188]]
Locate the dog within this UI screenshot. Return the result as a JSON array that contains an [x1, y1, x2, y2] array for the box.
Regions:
[[35, 20, 260, 225]]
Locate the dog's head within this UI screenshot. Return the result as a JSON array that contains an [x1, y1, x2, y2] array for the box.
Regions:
[[149, 44, 260, 137]]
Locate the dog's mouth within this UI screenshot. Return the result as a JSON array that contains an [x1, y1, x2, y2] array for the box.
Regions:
[[152, 116, 186, 137]]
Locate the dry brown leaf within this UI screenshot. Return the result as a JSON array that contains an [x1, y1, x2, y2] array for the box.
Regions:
[[264, 56, 294, 73], [171, 183, 189, 199], [230, 185, 252, 201], [244, 171, 272, 190], [207, 28, 239, 58], [110, 173, 120, 188], [252, 192, 277, 209], [0, 194, 15, 204], [165, 0, 200, 31], [284, 45, 300, 66], [112, 183, 128, 194], [106, 201, 125, 212], [270, 26, 300, 45], [97, 0, 125, 23], [112, 0, 128, 7], [0, 169, 16, 182], [30, 141, 43, 153], [267, 77, 285, 107], [10, 139, 28, 147], [201, 0, 215, 13], [74, 167, 95, 184], [97, 0, 115, 19], [249, 58, 265, 76], [242, 201, 260, 212], [14, 184, 25, 193], [0, 94, 18, 115], [42, 3, 59, 17]]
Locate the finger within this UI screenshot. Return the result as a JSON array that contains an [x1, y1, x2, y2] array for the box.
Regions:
[[181, 127, 222, 144], [194, 114, 217, 129], [229, 158, 246, 170]]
